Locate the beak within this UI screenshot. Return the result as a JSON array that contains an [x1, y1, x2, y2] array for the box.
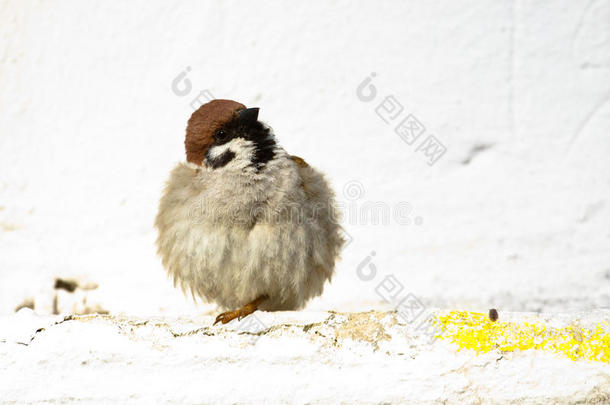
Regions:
[[236, 107, 259, 125]]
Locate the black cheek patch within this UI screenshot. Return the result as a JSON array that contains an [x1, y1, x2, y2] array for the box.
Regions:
[[208, 149, 236, 169]]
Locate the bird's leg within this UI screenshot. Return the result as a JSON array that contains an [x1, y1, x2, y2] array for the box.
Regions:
[[213, 295, 268, 325]]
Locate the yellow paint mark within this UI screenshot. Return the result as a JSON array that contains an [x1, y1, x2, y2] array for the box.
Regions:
[[433, 311, 610, 363], [0, 222, 20, 232]]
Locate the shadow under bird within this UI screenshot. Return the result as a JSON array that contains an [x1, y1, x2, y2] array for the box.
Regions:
[[155, 99, 344, 324]]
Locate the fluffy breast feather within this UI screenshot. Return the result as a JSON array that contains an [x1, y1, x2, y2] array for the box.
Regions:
[[154, 152, 344, 311]]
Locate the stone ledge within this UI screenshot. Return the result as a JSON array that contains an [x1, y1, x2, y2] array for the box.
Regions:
[[0, 309, 609, 404]]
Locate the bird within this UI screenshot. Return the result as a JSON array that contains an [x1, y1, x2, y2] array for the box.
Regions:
[[154, 99, 344, 325]]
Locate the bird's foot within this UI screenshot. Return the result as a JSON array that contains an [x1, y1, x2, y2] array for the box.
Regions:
[[213, 295, 268, 325], [213, 308, 249, 325]]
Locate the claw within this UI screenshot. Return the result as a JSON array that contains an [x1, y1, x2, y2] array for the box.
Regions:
[[212, 295, 268, 326], [214, 310, 240, 325]]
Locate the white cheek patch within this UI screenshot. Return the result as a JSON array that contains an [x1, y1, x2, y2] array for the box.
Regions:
[[207, 142, 232, 160], [207, 138, 255, 169]]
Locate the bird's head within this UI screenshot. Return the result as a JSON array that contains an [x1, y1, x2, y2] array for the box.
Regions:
[[185, 99, 276, 170]]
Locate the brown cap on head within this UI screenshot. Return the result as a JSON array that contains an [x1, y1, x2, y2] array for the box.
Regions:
[[185, 99, 246, 165]]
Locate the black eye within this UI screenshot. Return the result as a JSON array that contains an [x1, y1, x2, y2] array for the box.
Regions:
[[214, 129, 228, 142]]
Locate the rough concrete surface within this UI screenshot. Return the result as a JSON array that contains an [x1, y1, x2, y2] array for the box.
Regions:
[[1, 309, 608, 404]]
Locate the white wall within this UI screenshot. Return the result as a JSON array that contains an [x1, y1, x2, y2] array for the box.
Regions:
[[1, 0, 609, 315]]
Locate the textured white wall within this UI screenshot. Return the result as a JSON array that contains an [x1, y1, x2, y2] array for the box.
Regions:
[[1, 0, 609, 315]]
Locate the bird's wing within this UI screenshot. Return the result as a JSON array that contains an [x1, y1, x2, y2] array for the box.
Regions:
[[289, 155, 309, 168], [290, 154, 323, 200]]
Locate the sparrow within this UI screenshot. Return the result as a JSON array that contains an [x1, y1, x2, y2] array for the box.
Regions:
[[155, 99, 344, 324]]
